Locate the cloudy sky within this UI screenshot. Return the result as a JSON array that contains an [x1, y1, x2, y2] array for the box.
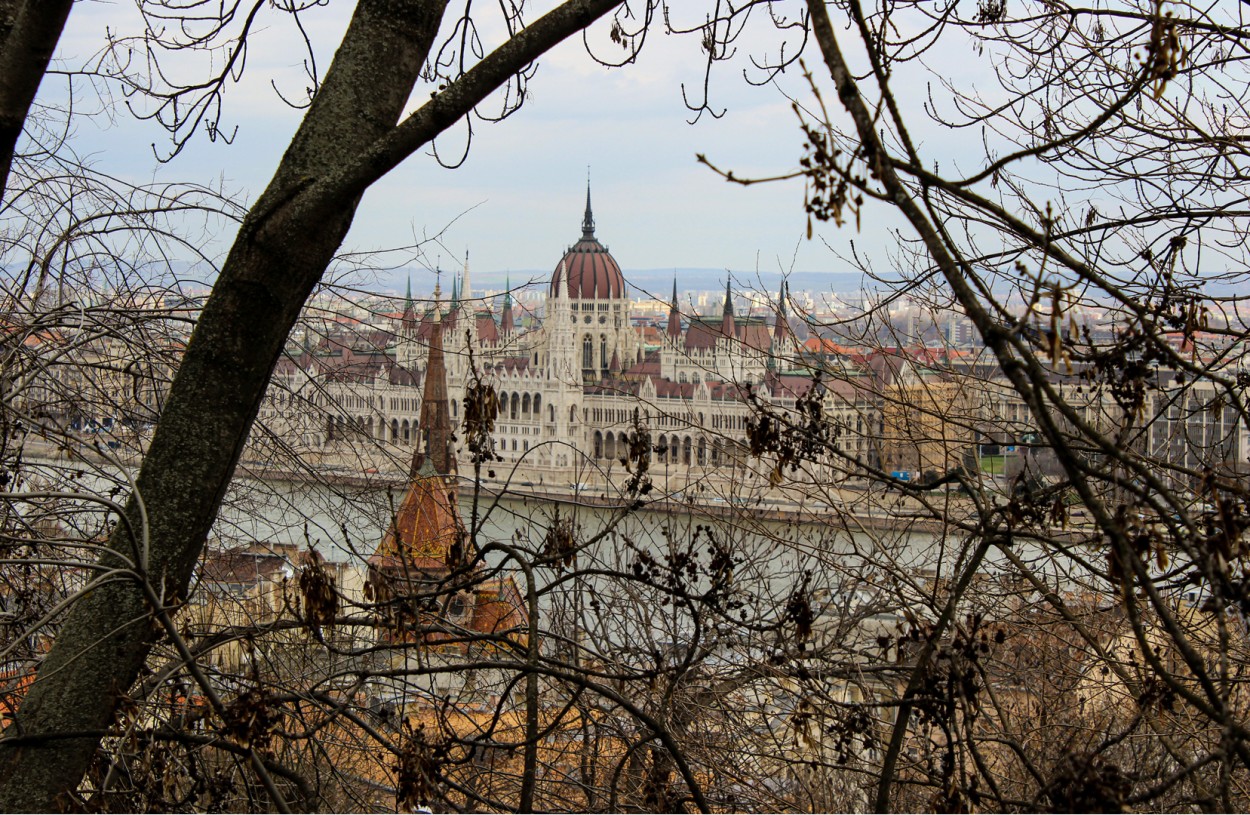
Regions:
[[49, 2, 947, 295]]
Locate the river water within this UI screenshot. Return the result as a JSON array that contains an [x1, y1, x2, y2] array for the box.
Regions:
[[17, 449, 1077, 610]]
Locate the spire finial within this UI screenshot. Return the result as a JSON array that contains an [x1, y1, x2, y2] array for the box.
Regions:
[[581, 174, 595, 240]]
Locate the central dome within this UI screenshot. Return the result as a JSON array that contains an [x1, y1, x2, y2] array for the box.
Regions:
[[549, 186, 626, 300]]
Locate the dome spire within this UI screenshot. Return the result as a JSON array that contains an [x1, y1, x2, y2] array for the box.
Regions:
[[582, 174, 595, 240]]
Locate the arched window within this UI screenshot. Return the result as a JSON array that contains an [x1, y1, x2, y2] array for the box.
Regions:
[[326, 416, 335, 443], [510, 392, 519, 420], [548, 404, 555, 422], [697, 437, 706, 466], [522, 393, 531, 417], [605, 432, 616, 461], [594, 431, 603, 458], [533, 394, 542, 418], [498, 392, 509, 417], [451, 399, 458, 418], [600, 334, 607, 369], [682, 436, 692, 466], [570, 405, 577, 424], [401, 419, 411, 443], [391, 418, 399, 441], [583, 335, 593, 370], [712, 438, 722, 466]]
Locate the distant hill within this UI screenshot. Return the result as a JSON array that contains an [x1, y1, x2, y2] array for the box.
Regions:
[[368, 266, 887, 298], [247, 262, 1246, 302]]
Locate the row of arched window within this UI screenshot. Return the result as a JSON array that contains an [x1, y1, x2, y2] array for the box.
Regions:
[[497, 390, 555, 423], [592, 430, 741, 468], [326, 415, 416, 444]]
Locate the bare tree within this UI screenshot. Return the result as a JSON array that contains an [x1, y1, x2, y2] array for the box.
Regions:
[[0, 1, 648, 809], [689, 1, 1250, 810]]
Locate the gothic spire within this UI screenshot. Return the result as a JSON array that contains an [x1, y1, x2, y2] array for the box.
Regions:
[[461, 249, 472, 303], [411, 308, 454, 478], [501, 274, 514, 334], [720, 278, 736, 338], [581, 178, 595, 240], [401, 275, 417, 334], [666, 276, 682, 339], [774, 279, 793, 343]]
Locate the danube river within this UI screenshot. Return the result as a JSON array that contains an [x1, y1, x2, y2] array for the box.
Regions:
[[20, 445, 1072, 596], [212, 472, 995, 585]]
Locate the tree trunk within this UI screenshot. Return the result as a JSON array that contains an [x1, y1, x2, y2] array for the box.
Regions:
[[0, 0, 74, 203]]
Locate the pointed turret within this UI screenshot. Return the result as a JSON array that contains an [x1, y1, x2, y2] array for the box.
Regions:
[[400, 276, 418, 334], [410, 307, 455, 478], [500, 275, 515, 335], [774, 280, 793, 343], [553, 259, 567, 300], [446, 274, 460, 330], [720, 279, 736, 338], [461, 249, 472, 303], [666, 277, 682, 339]]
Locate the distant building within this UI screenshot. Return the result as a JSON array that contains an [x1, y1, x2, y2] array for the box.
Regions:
[[253, 189, 1250, 494]]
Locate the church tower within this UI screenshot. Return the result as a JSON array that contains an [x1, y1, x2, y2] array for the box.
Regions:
[[369, 307, 464, 604]]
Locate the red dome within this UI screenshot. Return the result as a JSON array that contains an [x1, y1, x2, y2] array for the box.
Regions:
[[551, 237, 625, 299], [550, 184, 627, 300]]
